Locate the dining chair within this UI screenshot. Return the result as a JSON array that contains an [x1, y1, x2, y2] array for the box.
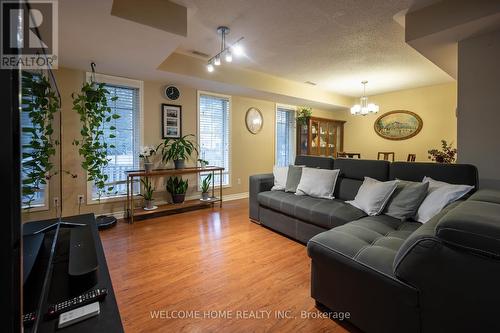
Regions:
[[407, 154, 416, 162], [377, 152, 395, 162]]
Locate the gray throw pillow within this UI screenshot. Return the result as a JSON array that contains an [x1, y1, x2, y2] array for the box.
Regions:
[[285, 165, 303, 193], [384, 180, 429, 220]]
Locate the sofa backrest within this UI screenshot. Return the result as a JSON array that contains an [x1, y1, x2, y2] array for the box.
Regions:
[[333, 159, 390, 201], [389, 162, 478, 188], [294, 155, 334, 169]]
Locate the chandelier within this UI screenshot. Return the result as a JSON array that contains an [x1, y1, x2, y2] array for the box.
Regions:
[[350, 81, 379, 116], [206, 26, 244, 72]]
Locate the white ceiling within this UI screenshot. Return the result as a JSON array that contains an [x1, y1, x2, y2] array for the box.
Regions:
[[59, 0, 452, 99]]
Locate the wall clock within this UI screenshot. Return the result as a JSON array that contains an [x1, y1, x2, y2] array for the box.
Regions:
[[245, 107, 263, 134], [164, 85, 180, 100]]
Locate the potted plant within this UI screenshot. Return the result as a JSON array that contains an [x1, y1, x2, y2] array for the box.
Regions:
[[428, 140, 457, 164], [198, 158, 209, 168], [296, 106, 312, 127], [139, 146, 157, 173], [166, 176, 189, 203], [200, 173, 212, 200], [139, 177, 156, 210], [161, 134, 198, 169], [72, 80, 119, 199]]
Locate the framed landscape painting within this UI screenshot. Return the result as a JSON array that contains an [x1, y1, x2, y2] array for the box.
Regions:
[[162, 104, 182, 139], [374, 110, 423, 140]]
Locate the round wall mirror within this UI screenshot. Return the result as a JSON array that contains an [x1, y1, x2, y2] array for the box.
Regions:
[[245, 107, 263, 134]]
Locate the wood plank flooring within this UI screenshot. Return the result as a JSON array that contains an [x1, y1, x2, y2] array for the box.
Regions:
[[100, 199, 356, 333]]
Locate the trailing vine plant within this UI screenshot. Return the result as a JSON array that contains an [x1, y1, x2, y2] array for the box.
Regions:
[[72, 80, 119, 200], [21, 71, 60, 208]]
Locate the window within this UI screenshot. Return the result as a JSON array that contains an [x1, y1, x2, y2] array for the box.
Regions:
[[87, 74, 143, 201], [198, 91, 230, 186], [275, 105, 296, 166]]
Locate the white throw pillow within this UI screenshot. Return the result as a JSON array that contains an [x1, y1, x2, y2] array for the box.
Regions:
[[295, 167, 340, 199], [347, 177, 398, 216], [415, 177, 474, 223], [271, 165, 288, 191]]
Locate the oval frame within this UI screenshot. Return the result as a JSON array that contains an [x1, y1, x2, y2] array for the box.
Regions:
[[374, 110, 423, 141], [245, 107, 263, 134]]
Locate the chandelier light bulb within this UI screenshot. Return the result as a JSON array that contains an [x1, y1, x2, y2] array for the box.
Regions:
[[214, 56, 221, 66], [207, 63, 214, 72], [225, 51, 233, 62], [232, 44, 244, 56]]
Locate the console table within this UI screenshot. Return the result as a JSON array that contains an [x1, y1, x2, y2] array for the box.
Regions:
[[125, 166, 224, 223]]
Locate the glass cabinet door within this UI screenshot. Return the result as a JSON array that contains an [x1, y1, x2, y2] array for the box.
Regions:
[[310, 120, 319, 155], [328, 122, 336, 156], [319, 121, 328, 156]]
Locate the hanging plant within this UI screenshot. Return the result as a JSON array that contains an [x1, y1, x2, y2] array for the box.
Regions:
[[72, 80, 119, 200], [296, 107, 312, 126], [21, 71, 60, 208]]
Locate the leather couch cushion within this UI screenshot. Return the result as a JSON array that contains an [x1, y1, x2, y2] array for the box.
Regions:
[[389, 162, 478, 187], [257, 191, 366, 229], [309, 215, 421, 276], [294, 155, 334, 169], [436, 199, 500, 258], [333, 159, 390, 201], [469, 189, 500, 204]]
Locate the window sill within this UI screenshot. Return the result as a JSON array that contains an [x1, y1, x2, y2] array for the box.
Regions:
[[88, 193, 134, 205], [22, 204, 49, 212]]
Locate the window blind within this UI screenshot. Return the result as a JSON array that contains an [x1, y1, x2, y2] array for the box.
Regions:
[[92, 83, 141, 199], [198, 93, 230, 186], [275, 106, 296, 166], [20, 71, 46, 207]]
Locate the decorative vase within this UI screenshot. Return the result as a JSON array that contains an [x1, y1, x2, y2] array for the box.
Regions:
[[174, 159, 185, 169], [144, 199, 155, 210], [144, 162, 153, 173], [201, 192, 209, 200], [172, 193, 185, 204]]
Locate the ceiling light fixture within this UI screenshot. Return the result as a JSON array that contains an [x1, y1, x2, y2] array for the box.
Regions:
[[206, 26, 244, 72], [350, 81, 379, 116]]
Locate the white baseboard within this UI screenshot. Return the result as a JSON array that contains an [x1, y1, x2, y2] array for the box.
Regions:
[[100, 192, 249, 220]]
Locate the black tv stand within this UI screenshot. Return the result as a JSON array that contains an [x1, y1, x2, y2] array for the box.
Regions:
[[24, 214, 123, 333]]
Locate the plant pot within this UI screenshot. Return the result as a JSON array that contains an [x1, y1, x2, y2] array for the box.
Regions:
[[144, 162, 153, 173], [201, 192, 209, 200], [172, 193, 185, 204], [174, 159, 185, 169], [144, 199, 155, 210]]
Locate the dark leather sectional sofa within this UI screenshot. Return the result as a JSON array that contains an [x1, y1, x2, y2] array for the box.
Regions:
[[249, 156, 500, 333]]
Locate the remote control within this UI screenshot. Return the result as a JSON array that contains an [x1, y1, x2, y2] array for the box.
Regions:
[[23, 312, 36, 326], [46, 288, 107, 318], [58, 302, 100, 329]]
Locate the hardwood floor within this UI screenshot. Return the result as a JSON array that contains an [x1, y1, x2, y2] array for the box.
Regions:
[[100, 199, 355, 333]]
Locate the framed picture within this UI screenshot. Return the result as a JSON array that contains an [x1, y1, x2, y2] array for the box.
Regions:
[[162, 104, 182, 139], [374, 110, 423, 140]]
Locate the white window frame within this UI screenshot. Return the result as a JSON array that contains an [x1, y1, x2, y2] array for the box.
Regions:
[[197, 90, 232, 189], [275, 103, 297, 166], [85, 72, 144, 204]]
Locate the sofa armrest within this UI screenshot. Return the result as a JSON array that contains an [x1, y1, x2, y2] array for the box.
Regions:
[[249, 173, 274, 221]]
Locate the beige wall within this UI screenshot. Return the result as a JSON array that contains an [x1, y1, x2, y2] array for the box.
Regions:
[[341, 83, 457, 162], [22, 67, 339, 221]]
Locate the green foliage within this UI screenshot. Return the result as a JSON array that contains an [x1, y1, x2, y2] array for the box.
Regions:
[[161, 134, 198, 163], [21, 71, 60, 208], [198, 158, 209, 167], [139, 177, 155, 201], [296, 106, 312, 126], [428, 140, 457, 164], [166, 176, 189, 195], [201, 173, 212, 193], [72, 81, 119, 200]]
